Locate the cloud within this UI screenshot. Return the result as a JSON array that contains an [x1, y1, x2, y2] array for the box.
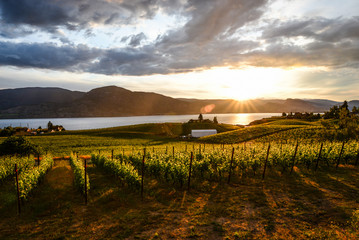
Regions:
[[0, 0, 358, 75], [0, 0, 183, 29], [158, 0, 268, 45], [0, 21, 36, 38], [0, 0, 269, 75], [121, 33, 147, 47], [239, 40, 359, 69], [0, 42, 100, 70], [262, 17, 359, 42]]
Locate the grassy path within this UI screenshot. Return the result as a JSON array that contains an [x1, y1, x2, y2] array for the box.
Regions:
[[0, 159, 84, 239]]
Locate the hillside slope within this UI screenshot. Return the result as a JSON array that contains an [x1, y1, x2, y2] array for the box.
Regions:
[[0, 86, 356, 118]]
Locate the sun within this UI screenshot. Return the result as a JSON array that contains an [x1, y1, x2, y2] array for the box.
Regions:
[[208, 67, 288, 101]]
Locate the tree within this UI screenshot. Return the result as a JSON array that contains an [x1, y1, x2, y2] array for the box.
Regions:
[[0, 136, 42, 156], [324, 105, 340, 119], [339, 107, 350, 129], [198, 114, 203, 122], [282, 112, 287, 117], [341, 100, 349, 111], [352, 106, 359, 114], [47, 121, 53, 130], [213, 116, 218, 124], [0, 126, 15, 137], [336, 114, 359, 141]]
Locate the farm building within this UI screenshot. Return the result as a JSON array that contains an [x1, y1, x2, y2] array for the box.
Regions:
[[191, 129, 217, 138]]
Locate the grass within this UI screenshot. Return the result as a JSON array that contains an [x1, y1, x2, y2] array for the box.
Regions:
[[198, 124, 303, 144], [265, 119, 319, 126], [0, 122, 238, 156]]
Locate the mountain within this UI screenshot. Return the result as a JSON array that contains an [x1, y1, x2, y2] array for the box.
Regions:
[[349, 100, 359, 110], [0, 86, 356, 119], [0, 87, 84, 110]]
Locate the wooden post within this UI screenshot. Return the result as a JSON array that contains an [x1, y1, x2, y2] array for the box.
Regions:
[[228, 148, 235, 184], [37, 154, 40, 166], [314, 143, 324, 171], [141, 148, 146, 200], [290, 142, 299, 174], [172, 146, 175, 158], [199, 144, 201, 154], [188, 152, 193, 191], [98, 150, 101, 155], [203, 143, 205, 152], [15, 164, 21, 215], [111, 149, 114, 161], [262, 144, 271, 180], [336, 142, 345, 169], [355, 149, 359, 166], [84, 159, 87, 205], [166, 146, 168, 155]]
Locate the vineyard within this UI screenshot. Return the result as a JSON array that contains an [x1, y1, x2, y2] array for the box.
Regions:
[[88, 139, 359, 190], [0, 120, 358, 239]]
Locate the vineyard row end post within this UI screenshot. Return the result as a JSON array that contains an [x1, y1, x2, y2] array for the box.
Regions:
[[188, 152, 193, 192], [262, 144, 271, 180], [228, 147, 235, 184], [15, 164, 21, 215]]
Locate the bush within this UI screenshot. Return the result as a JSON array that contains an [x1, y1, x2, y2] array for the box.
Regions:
[[0, 136, 42, 156], [0, 127, 15, 136]]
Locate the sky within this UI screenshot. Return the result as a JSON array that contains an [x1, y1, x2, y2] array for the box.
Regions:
[[0, 0, 358, 101]]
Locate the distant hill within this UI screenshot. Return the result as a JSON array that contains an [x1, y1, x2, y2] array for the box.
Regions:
[[0, 86, 356, 119], [0, 87, 84, 110], [349, 100, 359, 110]]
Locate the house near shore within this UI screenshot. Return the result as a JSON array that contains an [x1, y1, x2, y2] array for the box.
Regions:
[[191, 129, 217, 138]]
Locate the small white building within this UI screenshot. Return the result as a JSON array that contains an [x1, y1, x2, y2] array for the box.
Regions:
[[191, 129, 217, 138]]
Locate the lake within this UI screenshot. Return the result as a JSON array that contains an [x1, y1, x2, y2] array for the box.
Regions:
[[0, 113, 282, 130]]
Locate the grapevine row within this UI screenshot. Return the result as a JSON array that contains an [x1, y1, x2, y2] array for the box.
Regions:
[[69, 154, 90, 195], [110, 140, 359, 187], [16, 155, 53, 200], [0, 156, 34, 182], [91, 154, 140, 190]]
